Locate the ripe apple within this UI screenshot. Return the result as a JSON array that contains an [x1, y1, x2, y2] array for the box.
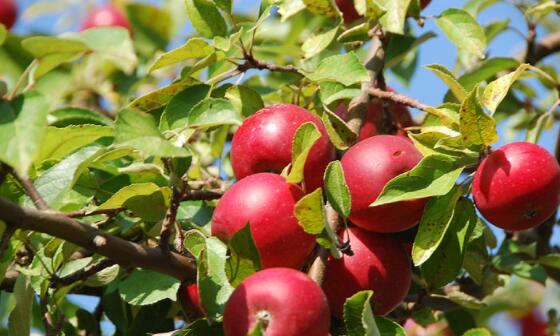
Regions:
[[230, 104, 335, 192], [341, 135, 427, 232], [177, 283, 203, 320], [80, 5, 132, 32], [0, 0, 17, 30], [223, 268, 331, 336], [211, 173, 315, 269], [472, 142, 560, 231], [335, 0, 360, 24], [322, 227, 411, 317]]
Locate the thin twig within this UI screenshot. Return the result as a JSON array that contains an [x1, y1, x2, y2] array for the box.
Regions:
[[369, 88, 429, 111], [0, 225, 16, 259], [9, 167, 48, 210], [64, 207, 125, 218], [160, 187, 183, 250], [52, 258, 116, 287], [307, 204, 340, 284]]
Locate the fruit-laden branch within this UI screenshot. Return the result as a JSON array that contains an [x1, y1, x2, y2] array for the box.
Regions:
[[0, 198, 197, 280], [368, 88, 429, 112]]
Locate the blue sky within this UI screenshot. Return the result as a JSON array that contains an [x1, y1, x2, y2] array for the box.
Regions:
[[8, 1, 559, 335]]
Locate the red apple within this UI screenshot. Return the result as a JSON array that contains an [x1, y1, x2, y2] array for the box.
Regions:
[[403, 318, 452, 336], [0, 0, 17, 30], [223, 268, 330, 336], [80, 5, 131, 32], [335, 0, 361, 24], [231, 104, 335, 192], [472, 142, 560, 231], [341, 135, 427, 232], [334, 89, 415, 141], [177, 283, 203, 320], [519, 310, 547, 336], [211, 173, 315, 269], [323, 227, 411, 317], [420, 0, 432, 9]]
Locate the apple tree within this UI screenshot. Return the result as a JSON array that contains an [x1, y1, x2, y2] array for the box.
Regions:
[[0, 0, 560, 335]]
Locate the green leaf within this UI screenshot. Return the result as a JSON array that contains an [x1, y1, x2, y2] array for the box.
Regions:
[[35, 125, 114, 164], [412, 186, 463, 266], [197, 237, 234, 322], [435, 8, 487, 58], [27, 146, 102, 209], [225, 85, 264, 117], [125, 187, 171, 222], [7, 275, 34, 336], [184, 230, 207, 258], [126, 3, 171, 55], [128, 77, 202, 111], [0, 92, 49, 177], [319, 81, 361, 106], [188, 98, 242, 128], [0, 24, 7, 45], [337, 22, 371, 44], [185, 0, 227, 38], [425, 64, 468, 102], [371, 154, 464, 207], [149, 38, 215, 73], [343, 290, 379, 336], [378, 0, 412, 34], [286, 122, 321, 184], [538, 253, 560, 269], [443, 291, 486, 310], [115, 109, 191, 158], [119, 270, 180, 305], [95, 183, 162, 210], [354, 0, 386, 20], [302, 0, 337, 16], [84, 264, 120, 287], [276, 0, 306, 22], [385, 32, 437, 69], [463, 328, 493, 336], [226, 223, 262, 287], [492, 254, 547, 284], [525, 1, 560, 21], [304, 52, 369, 86], [247, 322, 265, 336], [376, 317, 407, 336], [324, 161, 351, 218], [214, 0, 232, 12], [485, 19, 510, 43], [294, 188, 326, 235], [321, 105, 358, 150], [481, 63, 529, 114], [48, 107, 112, 127], [421, 198, 478, 288], [457, 57, 520, 90], [161, 84, 211, 130], [172, 319, 225, 335], [459, 86, 498, 147], [302, 24, 339, 59]]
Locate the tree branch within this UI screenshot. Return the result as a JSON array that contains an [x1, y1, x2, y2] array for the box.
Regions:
[[0, 198, 196, 280], [369, 88, 429, 112], [238, 51, 299, 74], [159, 187, 182, 250], [525, 32, 560, 65]]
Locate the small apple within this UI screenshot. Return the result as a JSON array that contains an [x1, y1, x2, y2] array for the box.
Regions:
[[223, 268, 331, 336], [519, 310, 547, 336], [211, 173, 315, 269], [80, 5, 131, 32], [335, 0, 360, 24], [0, 0, 17, 30], [177, 283, 203, 320], [472, 142, 560, 231], [230, 104, 335, 192], [341, 135, 427, 233], [323, 227, 411, 317]]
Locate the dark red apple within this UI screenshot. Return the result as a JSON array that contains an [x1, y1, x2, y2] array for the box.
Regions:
[[0, 0, 17, 30], [231, 104, 335, 192], [223, 268, 330, 336], [177, 283, 203, 320], [335, 0, 360, 24], [472, 142, 560, 231], [341, 135, 427, 233], [323, 227, 411, 317], [211, 173, 315, 269], [420, 0, 432, 9], [80, 5, 131, 32]]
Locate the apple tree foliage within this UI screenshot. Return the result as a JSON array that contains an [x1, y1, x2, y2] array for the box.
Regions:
[[0, 0, 559, 335]]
